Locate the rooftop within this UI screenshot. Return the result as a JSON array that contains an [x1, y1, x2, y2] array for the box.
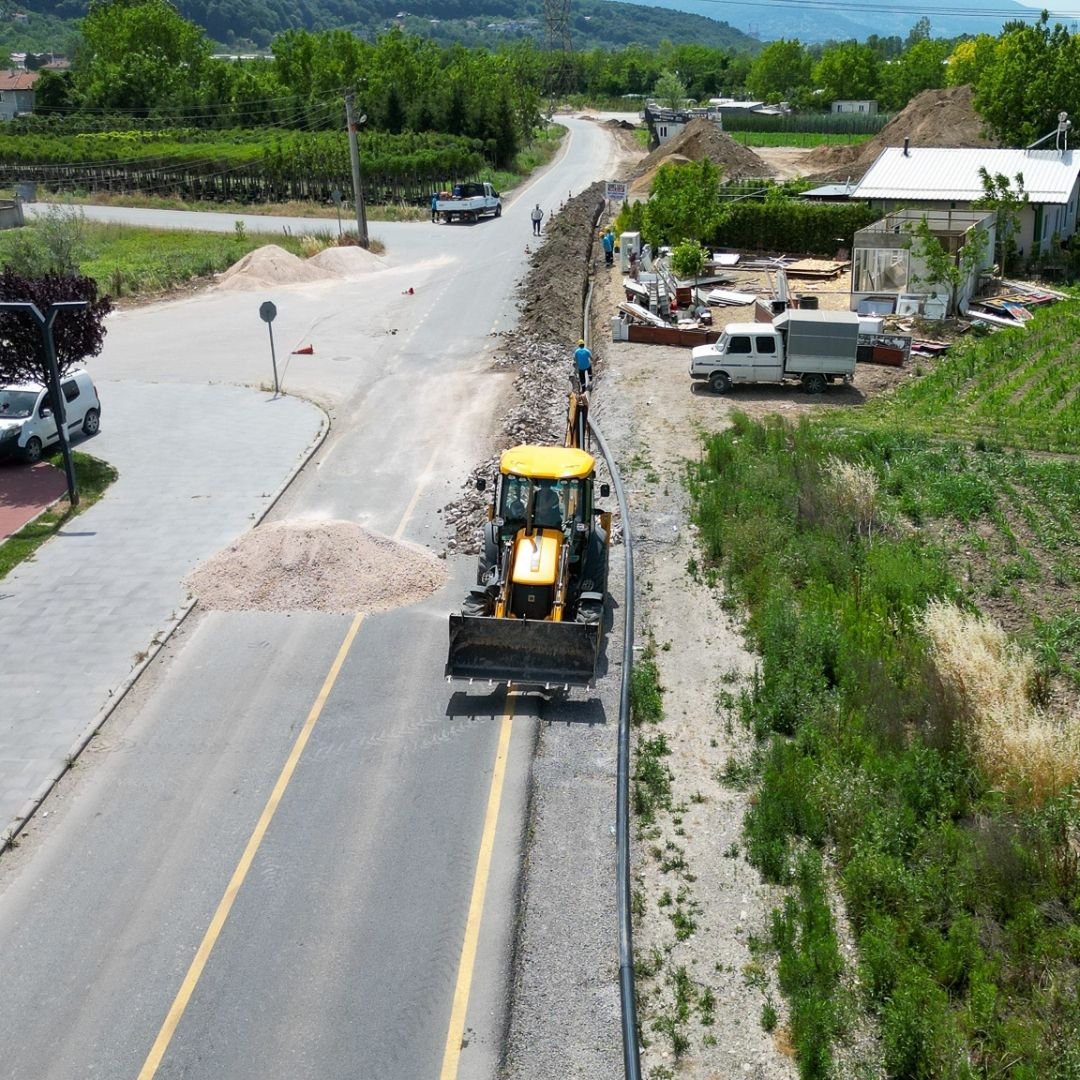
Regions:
[[853, 146, 1080, 204]]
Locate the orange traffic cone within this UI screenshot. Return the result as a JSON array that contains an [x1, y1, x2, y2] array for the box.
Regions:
[[292, 344, 314, 355]]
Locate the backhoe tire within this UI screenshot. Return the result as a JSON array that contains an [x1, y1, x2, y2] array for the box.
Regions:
[[709, 371, 732, 395]]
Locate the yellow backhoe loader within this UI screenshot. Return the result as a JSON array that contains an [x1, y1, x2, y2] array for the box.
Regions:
[[446, 390, 611, 687]]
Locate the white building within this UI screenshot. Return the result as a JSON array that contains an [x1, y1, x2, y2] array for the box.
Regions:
[[851, 145, 1080, 259], [832, 100, 878, 114]]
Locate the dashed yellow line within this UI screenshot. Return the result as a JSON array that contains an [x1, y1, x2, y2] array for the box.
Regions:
[[439, 696, 516, 1079]]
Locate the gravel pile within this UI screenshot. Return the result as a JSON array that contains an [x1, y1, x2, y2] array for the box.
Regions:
[[184, 519, 446, 613], [441, 182, 621, 558]]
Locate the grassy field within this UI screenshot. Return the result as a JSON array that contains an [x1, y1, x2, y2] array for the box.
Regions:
[[690, 298, 1080, 1078], [0, 452, 117, 580], [731, 131, 874, 148], [0, 218, 340, 299]]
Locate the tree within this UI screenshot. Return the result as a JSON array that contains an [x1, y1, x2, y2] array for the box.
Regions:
[[812, 42, 880, 103], [643, 158, 722, 248], [975, 168, 1028, 273], [653, 68, 688, 110], [74, 0, 212, 114], [878, 38, 950, 111], [0, 271, 112, 386], [907, 216, 987, 315], [945, 35, 997, 88], [746, 39, 811, 103], [671, 239, 707, 282], [3, 207, 87, 279]]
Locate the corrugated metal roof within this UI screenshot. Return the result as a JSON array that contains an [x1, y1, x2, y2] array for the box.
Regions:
[[853, 147, 1080, 204], [0, 70, 38, 91]]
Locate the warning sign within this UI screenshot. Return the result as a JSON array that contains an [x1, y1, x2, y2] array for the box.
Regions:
[[605, 181, 628, 201]]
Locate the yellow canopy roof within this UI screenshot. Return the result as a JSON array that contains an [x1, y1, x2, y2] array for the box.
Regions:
[[500, 445, 595, 480]]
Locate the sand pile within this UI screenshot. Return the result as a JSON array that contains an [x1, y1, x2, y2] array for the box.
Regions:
[[631, 118, 773, 190], [217, 245, 330, 291], [805, 85, 996, 181], [185, 520, 446, 613], [308, 245, 385, 276]]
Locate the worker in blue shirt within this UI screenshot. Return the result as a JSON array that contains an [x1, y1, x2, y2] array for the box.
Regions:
[[602, 229, 615, 266], [574, 338, 592, 392], [431, 192, 439, 222]]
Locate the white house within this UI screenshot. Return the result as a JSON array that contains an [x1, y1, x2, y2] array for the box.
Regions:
[[851, 145, 1080, 259], [832, 100, 878, 114]]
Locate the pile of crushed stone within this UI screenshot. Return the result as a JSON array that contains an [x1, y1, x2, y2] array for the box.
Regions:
[[308, 245, 384, 276], [216, 245, 329, 291], [441, 183, 623, 556], [631, 118, 772, 190], [805, 85, 996, 181], [184, 520, 446, 613], [217, 242, 386, 291]]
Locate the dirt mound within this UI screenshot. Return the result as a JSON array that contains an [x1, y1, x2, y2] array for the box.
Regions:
[[217, 244, 330, 291], [806, 85, 995, 181], [184, 519, 446, 613], [308, 245, 385, 276], [632, 118, 773, 183]]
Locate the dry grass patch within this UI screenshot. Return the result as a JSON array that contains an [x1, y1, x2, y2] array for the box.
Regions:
[[923, 599, 1080, 807]]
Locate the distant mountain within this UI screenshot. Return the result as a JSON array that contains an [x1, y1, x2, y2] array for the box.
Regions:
[[20, 0, 759, 51], [616, 0, 1042, 42]]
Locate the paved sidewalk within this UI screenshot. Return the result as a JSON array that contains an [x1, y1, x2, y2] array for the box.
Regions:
[[0, 461, 68, 539], [0, 381, 325, 837]]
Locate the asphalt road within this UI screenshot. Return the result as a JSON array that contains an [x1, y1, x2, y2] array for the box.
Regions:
[[0, 117, 627, 1079]]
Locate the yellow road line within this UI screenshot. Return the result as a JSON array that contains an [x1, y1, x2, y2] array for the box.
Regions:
[[394, 440, 443, 541], [136, 611, 366, 1080], [439, 697, 516, 1079]]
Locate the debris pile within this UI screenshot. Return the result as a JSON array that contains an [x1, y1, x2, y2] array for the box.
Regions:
[[805, 85, 995, 181], [184, 520, 445, 613], [442, 183, 623, 556]]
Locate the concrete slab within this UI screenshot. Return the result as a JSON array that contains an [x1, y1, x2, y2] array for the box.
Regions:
[[0, 380, 326, 837]]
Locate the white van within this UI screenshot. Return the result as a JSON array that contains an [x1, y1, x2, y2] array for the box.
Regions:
[[0, 370, 101, 463]]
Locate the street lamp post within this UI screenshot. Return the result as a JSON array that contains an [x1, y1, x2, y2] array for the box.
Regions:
[[0, 299, 88, 506]]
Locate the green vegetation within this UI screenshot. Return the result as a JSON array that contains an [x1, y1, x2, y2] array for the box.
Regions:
[[615, 166, 878, 254], [0, 216, 332, 299], [831, 303, 1080, 453], [0, 453, 117, 581], [730, 131, 875, 148], [690, 298, 1080, 1077]]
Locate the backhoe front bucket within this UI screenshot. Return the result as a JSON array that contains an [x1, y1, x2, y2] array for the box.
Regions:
[[446, 614, 600, 687]]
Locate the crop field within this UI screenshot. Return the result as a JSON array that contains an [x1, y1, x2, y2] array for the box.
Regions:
[[689, 297, 1080, 1078], [731, 131, 874, 148], [850, 305, 1080, 452]]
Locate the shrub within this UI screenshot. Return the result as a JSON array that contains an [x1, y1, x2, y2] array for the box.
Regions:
[[922, 600, 1080, 807]]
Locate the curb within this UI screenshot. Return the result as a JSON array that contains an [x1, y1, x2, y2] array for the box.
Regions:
[[1, 398, 332, 853]]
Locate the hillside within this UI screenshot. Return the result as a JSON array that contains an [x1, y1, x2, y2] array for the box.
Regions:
[[620, 0, 1041, 42], [18, 0, 759, 51]]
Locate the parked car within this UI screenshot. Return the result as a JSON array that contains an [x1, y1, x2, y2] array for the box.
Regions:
[[0, 370, 101, 463]]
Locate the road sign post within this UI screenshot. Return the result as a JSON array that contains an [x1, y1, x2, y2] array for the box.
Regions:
[[259, 300, 279, 397]]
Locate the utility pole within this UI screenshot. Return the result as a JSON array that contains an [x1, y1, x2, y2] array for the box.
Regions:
[[0, 299, 88, 505], [345, 91, 369, 249]]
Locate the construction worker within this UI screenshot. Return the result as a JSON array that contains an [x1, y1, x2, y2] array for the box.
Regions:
[[574, 338, 592, 392], [602, 228, 615, 267]]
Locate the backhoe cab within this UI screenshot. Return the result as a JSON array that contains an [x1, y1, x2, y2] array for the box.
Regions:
[[446, 442, 611, 687]]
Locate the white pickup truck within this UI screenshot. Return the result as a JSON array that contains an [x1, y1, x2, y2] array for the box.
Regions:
[[690, 309, 866, 394], [436, 181, 502, 223]]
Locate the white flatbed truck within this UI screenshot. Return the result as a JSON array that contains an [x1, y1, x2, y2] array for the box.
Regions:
[[436, 181, 502, 223]]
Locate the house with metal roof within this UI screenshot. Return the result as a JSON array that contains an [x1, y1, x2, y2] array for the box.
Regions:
[[851, 145, 1080, 259], [0, 70, 39, 121]]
